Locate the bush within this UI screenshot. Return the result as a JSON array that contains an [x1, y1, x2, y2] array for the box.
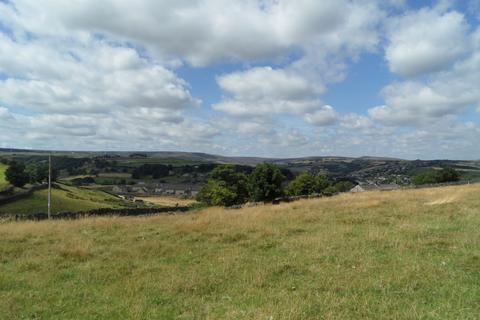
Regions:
[[248, 163, 284, 202]]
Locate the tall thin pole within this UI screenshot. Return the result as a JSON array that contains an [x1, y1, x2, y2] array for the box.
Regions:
[[48, 154, 51, 219]]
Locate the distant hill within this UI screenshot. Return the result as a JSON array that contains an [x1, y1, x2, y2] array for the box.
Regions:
[[1, 148, 479, 184]]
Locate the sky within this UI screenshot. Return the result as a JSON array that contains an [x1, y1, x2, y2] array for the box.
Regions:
[[0, 0, 479, 159]]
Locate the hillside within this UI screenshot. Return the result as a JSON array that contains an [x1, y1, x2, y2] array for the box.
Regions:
[[1, 149, 479, 188], [0, 163, 8, 190], [0, 184, 479, 319], [0, 184, 133, 215]]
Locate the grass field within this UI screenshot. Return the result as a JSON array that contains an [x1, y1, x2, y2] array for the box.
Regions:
[[136, 196, 198, 207], [0, 163, 9, 190], [0, 184, 479, 319], [0, 184, 132, 215]]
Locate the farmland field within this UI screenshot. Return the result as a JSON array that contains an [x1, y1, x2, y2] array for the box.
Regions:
[[0, 184, 479, 319], [0, 163, 8, 190], [136, 196, 198, 207], [0, 184, 133, 215]]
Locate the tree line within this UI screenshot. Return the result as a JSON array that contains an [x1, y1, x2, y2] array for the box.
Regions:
[[196, 164, 353, 207], [3, 160, 57, 188], [412, 167, 459, 185]]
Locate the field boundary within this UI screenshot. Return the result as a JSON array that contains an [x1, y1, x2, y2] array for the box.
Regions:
[[0, 184, 48, 206], [7, 205, 191, 221]]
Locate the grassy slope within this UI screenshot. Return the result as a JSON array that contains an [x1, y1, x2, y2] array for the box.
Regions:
[[0, 184, 131, 214], [0, 185, 479, 319], [0, 163, 8, 190]]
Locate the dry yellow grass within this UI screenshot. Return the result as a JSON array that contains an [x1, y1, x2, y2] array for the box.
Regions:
[[136, 195, 197, 206], [0, 184, 479, 319]]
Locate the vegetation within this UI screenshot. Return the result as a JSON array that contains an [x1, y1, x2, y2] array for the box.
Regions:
[[4, 161, 29, 187], [196, 165, 249, 206], [248, 163, 284, 202], [0, 184, 132, 215], [197, 165, 355, 207], [0, 184, 478, 319], [0, 163, 8, 190], [332, 180, 355, 192], [286, 173, 330, 196], [413, 167, 460, 185]]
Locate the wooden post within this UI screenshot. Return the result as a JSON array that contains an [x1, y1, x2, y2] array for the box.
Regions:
[[48, 154, 51, 219]]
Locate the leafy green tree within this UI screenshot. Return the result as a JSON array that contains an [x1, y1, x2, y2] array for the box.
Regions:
[[287, 173, 316, 196], [437, 167, 459, 182], [333, 180, 355, 192], [196, 165, 248, 206], [412, 170, 438, 185], [314, 175, 331, 193], [323, 186, 338, 195], [5, 161, 29, 187], [413, 168, 459, 185], [196, 180, 237, 206], [26, 162, 57, 184], [248, 163, 284, 202]]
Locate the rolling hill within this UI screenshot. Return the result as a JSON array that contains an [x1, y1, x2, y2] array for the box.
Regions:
[[0, 184, 478, 319], [0, 163, 8, 190], [0, 184, 133, 215]]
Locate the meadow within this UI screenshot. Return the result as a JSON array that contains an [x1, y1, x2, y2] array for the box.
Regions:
[[0, 163, 8, 190], [0, 184, 133, 215], [136, 195, 198, 207], [0, 184, 479, 319]]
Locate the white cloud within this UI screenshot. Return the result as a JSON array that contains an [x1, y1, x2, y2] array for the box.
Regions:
[[0, 0, 355, 66], [385, 6, 470, 76], [305, 106, 339, 126], [370, 47, 480, 125], [1, 0, 385, 67], [0, 35, 197, 114], [213, 67, 324, 118], [0, 0, 479, 159]]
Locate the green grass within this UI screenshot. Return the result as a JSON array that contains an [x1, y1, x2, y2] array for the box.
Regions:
[[0, 184, 133, 215], [0, 185, 479, 319], [0, 163, 8, 190]]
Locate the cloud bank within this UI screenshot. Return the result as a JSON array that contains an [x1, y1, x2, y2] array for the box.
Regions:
[[0, 0, 479, 159]]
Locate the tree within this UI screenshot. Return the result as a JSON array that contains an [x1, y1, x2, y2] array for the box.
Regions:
[[196, 165, 249, 206], [412, 170, 438, 185], [196, 180, 237, 206], [26, 162, 58, 184], [413, 168, 459, 185], [437, 167, 459, 183], [248, 163, 284, 202], [314, 175, 330, 193], [333, 180, 355, 192], [286, 173, 316, 196], [5, 161, 29, 187]]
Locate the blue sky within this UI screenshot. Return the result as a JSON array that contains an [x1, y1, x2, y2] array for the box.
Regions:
[[0, 0, 479, 159]]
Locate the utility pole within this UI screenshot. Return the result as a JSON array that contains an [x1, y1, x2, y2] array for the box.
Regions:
[[48, 154, 52, 219]]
